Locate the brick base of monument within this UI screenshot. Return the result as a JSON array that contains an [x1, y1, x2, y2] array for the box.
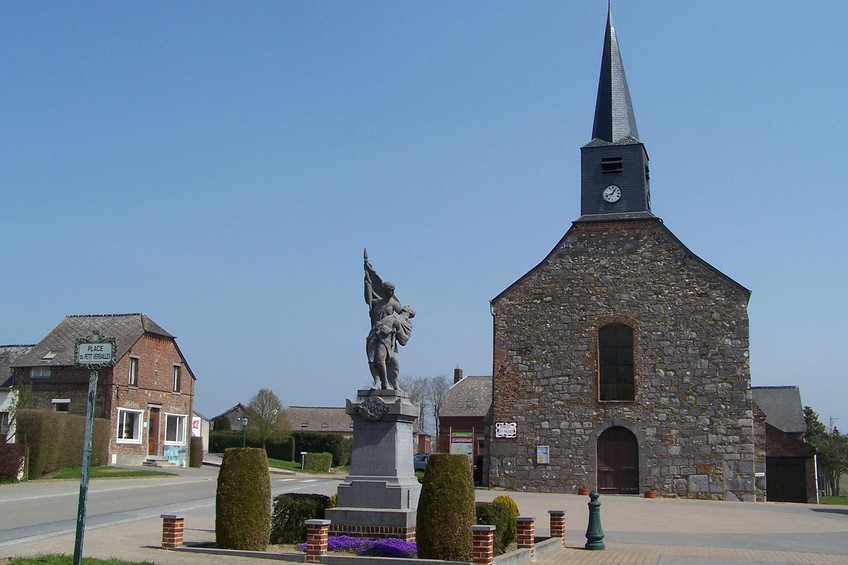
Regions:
[[328, 521, 416, 541], [325, 506, 418, 542]]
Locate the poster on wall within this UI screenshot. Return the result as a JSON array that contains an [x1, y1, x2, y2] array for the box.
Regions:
[[191, 416, 201, 437]]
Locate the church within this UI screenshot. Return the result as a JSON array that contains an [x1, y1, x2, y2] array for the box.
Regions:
[[488, 10, 763, 501]]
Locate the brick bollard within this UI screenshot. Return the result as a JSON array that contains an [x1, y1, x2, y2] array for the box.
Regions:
[[471, 525, 496, 565], [516, 516, 536, 560], [305, 519, 331, 563], [549, 510, 566, 546], [160, 515, 184, 549]]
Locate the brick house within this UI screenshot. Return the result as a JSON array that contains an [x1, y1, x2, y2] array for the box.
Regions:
[[438, 368, 491, 482], [11, 314, 196, 466], [488, 11, 762, 500]]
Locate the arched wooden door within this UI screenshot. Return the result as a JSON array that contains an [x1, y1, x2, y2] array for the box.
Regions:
[[597, 426, 639, 494]]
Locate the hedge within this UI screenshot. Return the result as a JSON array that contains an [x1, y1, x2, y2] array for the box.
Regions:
[[270, 493, 335, 543], [216, 448, 271, 550], [16, 409, 109, 478], [416, 454, 475, 561]]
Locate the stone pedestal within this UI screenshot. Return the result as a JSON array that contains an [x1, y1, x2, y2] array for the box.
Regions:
[[326, 389, 421, 540]]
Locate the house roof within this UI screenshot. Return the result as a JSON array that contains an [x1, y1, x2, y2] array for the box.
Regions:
[[0, 345, 34, 388], [11, 313, 196, 380], [441, 376, 492, 418], [752, 386, 806, 434], [286, 406, 352, 433]]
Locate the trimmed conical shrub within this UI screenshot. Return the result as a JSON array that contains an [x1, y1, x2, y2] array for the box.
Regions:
[[416, 454, 475, 560], [216, 447, 271, 550]]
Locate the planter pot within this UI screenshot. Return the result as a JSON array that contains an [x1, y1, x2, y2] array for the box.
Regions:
[[578, 488, 591, 496], [644, 490, 657, 498]]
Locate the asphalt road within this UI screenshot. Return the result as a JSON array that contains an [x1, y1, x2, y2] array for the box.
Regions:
[[0, 465, 341, 548]]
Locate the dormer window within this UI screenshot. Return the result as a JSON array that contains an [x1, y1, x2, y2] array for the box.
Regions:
[[601, 157, 623, 174]]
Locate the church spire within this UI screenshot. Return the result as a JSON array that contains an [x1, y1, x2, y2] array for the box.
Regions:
[[591, 8, 639, 144], [578, 8, 652, 220]]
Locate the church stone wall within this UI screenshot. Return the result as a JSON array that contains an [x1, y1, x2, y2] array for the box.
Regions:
[[489, 219, 757, 501]]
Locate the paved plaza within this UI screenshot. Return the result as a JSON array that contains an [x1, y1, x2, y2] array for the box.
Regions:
[[5, 473, 847, 565]]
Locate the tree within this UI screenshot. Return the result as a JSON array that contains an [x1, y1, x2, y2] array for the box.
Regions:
[[244, 389, 290, 448], [804, 406, 848, 496], [427, 375, 450, 444], [400, 376, 430, 434]]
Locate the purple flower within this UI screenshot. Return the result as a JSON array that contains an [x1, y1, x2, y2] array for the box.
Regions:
[[301, 536, 417, 558]]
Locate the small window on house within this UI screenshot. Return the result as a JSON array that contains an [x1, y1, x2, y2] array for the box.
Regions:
[[129, 357, 139, 386], [117, 408, 143, 442], [301, 422, 308, 428], [599, 323, 635, 401], [321, 423, 329, 429], [172, 366, 181, 393], [601, 157, 623, 174], [165, 414, 186, 444], [52, 399, 70, 412], [31, 367, 51, 378], [0, 412, 10, 436], [42, 351, 58, 360]]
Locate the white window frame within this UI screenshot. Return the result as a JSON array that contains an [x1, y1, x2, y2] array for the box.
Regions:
[[164, 413, 186, 445], [0, 412, 9, 435], [52, 399, 70, 412], [129, 357, 139, 386], [116, 408, 144, 443], [31, 367, 51, 378], [172, 365, 181, 393]]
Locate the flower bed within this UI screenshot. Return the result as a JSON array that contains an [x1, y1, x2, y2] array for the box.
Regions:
[[300, 535, 417, 558]]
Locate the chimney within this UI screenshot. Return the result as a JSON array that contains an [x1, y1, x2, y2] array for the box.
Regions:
[[454, 367, 463, 384]]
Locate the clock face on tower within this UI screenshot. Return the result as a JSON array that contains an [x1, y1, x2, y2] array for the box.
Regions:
[[602, 184, 622, 203]]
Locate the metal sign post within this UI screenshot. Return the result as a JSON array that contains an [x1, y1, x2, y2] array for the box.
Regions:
[[72, 330, 116, 565]]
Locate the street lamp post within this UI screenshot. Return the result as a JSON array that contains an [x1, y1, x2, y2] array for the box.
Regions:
[[239, 417, 249, 447]]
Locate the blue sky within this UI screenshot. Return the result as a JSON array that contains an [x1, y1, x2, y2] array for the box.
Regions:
[[2, 2, 845, 430]]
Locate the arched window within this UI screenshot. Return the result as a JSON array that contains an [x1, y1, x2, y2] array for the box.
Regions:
[[598, 323, 634, 401]]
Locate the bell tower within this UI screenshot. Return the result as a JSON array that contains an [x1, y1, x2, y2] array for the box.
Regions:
[[579, 8, 653, 221]]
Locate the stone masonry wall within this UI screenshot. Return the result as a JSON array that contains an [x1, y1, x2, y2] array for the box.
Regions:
[[490, 219, 756, 500]]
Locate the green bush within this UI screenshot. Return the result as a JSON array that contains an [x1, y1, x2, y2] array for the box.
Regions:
[[209, 431, 295, 461], [189, 436, 204, 468], [303, 452, 332, 472], [215, 448, 271, 550], [270, 493, 334, 543], [16, 409, 109, 478], [492, 494, 520, 547], [212, 415, 231, 431], [293, 432, 351, 466], [416, 454, 475, 561], [475, 501, 510, 555]]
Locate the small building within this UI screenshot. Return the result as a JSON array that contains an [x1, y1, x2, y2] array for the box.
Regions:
[[0, 345, 34, 442], [286, 406, 354, 439], [438, 368, 492, 483], [214, 403, 251, 431], [10, 314, 196, 467], [752, 386, 817, 503]]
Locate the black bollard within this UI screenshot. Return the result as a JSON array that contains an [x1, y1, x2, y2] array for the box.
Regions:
[[584, 491, 605, 550]]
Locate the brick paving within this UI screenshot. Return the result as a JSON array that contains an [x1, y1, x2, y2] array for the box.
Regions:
[[4, 479, 848, 564]]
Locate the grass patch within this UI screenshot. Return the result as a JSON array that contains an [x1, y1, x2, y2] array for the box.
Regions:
[[8, 554, 153, 564], [37, 466, 174, 480], [266, 458, 348, 475], [821, 495, 848, 505]]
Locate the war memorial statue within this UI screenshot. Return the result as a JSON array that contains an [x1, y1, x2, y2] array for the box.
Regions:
[[364, 249, 415, 392], [325, 250, 421, 541]]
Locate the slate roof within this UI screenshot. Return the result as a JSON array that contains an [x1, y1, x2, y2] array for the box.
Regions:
[[752, 386, 806, 434], [0, 345, 34, 388], [441, 376, 492, 418], [589, 7, 640, 145], [11, 314, 191, 376], [286, 406, 353, 434]]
